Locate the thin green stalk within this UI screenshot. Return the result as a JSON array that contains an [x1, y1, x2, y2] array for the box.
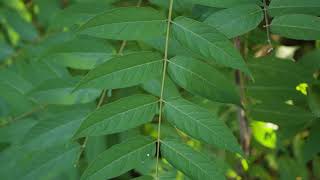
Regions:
[[155, 0, 174, 178]]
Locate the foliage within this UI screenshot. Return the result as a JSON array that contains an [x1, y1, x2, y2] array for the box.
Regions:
[[0, 0, 320, 179]]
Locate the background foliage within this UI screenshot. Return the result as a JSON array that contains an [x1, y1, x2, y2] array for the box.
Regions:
[[0, 0, 320, 179]]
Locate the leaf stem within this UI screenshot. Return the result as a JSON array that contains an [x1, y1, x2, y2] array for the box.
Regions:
[[155, 0, 174, 178]]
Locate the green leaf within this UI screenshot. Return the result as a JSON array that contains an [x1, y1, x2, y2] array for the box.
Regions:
[[248, 104, 315, 126], [30, 77, 101, 105], [308, 83, 320, 117], [302, 122, 320, 162], [22, 106, 91, 151], [185, 0, 260, 8], [172, 16, 250, 75], [150, 0, 194, 13], [279, 156, 308, 180], [0, 41, 13, 60], [142, 76, 181, 99], [12, 61, 70, 87], [269, 0, 320, 17], [75, 52, 163, 90], [34, 0, 61, 27], [164, 98, 242, 154], [78, 7, 166, 40], [42, 37, 116, 70], [74, 94, 158, 138], [246, 56, 311, 104], [168, 56, 240, 105], [204, 4, 263, 38], [1, 143, 80, 180], [2, 8, 38, 41], [0, 70, 35, 115], [161, 139, 226, 180], [271, 14, 320, 40], [144, 35, 203, 59], [49, 2, 113, 30], [81, 136, 155, 180], [0, 118, 37, 145], [85, 136, 108, 163], [132, 175, 154, 180], [298, 49, 320, 76]]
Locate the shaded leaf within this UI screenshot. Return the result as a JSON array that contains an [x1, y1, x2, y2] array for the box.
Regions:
[[271, 14, 320, 40], [246, 56, 312, 104], [30, 77, 101, 105], [248, 104, 315, 126], [49, 2, 113, 30], [0, 41, 13, 60], [185, 0, 260, 8], [269, 0, 320, 17], [308, 83, 320, 117], [42, 37, 116, 70], [0, 143, 80, 180], [22, 105, 92, 151], [298, 49, 320, 76], [302, 122, 320, 162]]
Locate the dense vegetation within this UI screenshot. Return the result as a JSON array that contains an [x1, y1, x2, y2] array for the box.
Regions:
[[0, 0, 320, 179]]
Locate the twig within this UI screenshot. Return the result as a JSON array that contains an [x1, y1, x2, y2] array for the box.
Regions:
[[155, 0, 174, 178], [234, 37, 251, 156], [10, 104, 47, 122], [263, 0, 273, 53]]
